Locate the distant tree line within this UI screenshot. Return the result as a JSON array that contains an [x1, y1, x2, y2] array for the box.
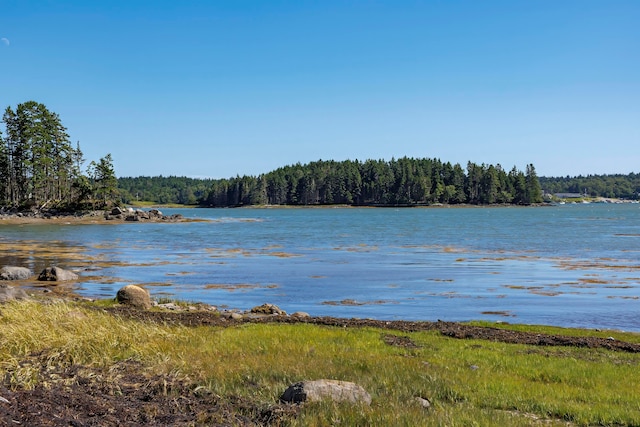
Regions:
[[201, 158, 543, 207], [0, 101, 118, 210], [118, 176, 213, 205], [540, 174, 640, 199], [117, 166, 640, 206]]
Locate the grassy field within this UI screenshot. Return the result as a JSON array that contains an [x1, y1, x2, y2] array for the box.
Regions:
[[1, 300, 639, 426]]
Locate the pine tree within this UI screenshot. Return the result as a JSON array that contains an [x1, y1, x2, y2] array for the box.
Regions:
[[525, 164, 543, 204], [89, 153, 119, 208]]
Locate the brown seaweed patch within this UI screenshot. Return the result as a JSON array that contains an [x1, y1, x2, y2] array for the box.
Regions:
[[578, 278, 609, 285], [204, 283, 279, 291], [264, 245, 283, 249], [557, 260, 640, 271], [481, 311, 515, 317], [310, 275, 327, 279], [427, 278, 454, 282], [267, 251, 300, 258], [0, 240, 94, 262], [424, 291, 472, 299], [443, 246, 464, 253], [455, 258, 466, 262], [341, 244, 379, 252], [208, 251, 251, 258], [477, 255, 540, 262], [139, 282, 174, 287], [529, 290, 562, 296], [92, 242, 121, 249], [608, 295, 640, 300], [81, 275, 130, 284], [166, 271, 196, 276], [322, 299, 392, 306]]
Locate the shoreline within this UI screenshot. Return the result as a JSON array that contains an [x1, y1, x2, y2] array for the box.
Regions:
[[0, 202, 553, 225]]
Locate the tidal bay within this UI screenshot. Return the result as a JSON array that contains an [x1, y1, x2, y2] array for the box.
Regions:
[[2, 204, 639, 331]]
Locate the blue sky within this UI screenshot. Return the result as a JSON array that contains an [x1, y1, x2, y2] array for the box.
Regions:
[[1, 1, 638, 179]]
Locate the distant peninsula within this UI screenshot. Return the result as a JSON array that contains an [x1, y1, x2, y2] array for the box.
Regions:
[[120, 159, 544, 208]]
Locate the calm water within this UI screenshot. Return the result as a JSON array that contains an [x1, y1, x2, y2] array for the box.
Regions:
[[2, 204, 640, 331]]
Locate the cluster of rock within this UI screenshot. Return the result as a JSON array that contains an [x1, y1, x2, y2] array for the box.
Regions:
[[0, 207, 104, 220], [0, 207, 185, 222], [105, 207, 184, 222], [1, 265, 78, 282], [0, 265, 79, 302]]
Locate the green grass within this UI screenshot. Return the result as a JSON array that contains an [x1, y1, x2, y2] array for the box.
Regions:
[[1, 301, 639, 426]]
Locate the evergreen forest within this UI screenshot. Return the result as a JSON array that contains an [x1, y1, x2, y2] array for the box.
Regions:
[[539, 174, 640, 199], [117, 163, 640, 208], [4, 101, 638, 211], [0, 101, 118, 210], [116, 160, 546, 207], [200, 159, 543, 207]]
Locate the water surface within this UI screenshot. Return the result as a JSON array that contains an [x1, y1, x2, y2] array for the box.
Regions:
[[2, 204, 639, 331]]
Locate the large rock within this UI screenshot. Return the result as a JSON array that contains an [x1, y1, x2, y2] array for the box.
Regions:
[[111, 206, 125, 215], [37, 266, 79, 281], [0, 266, 32, 280], [280, 380, 372, 405], [250, 303, 286, 316], [0, 284, 29, 302], [116, 285, 151, 309]]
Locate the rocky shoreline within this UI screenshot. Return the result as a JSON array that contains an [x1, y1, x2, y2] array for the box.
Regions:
[[0, 206, 194, 225]]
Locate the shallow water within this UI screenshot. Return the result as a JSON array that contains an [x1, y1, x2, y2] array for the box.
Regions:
[[2, 204, 640, 331]]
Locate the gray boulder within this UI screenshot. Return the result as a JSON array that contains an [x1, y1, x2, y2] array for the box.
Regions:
[[280, 380, 372, 405], [0, 284, 29, 302], [0, 266, 32, 280], [37, 266, 79, 281], [116, 285, 151, 309], [415, 396, 432, 409]]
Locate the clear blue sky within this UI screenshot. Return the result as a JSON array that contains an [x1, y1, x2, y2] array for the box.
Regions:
[[1, 1, 638, 179]]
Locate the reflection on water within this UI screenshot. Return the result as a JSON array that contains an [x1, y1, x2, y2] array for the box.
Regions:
[[1, 204, 640, 331]]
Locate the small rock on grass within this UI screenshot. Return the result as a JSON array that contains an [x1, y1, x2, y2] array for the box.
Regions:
[[415, 396, 431, 409], [280, 379, 371, 405]]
